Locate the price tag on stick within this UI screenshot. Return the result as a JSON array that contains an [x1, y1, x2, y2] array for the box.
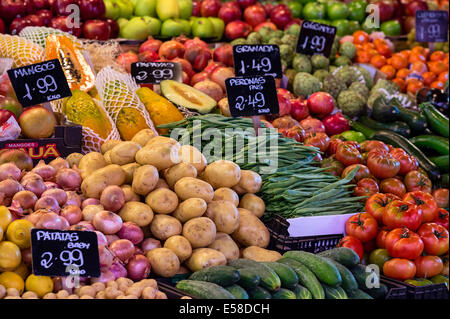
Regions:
[[7, 59, 72, 108], [296, 20, 337, 58], [415, 10, 448, 43], [131, 62, 182, 84], [31, 229, 100, 277], [233, 45, 283, 78]]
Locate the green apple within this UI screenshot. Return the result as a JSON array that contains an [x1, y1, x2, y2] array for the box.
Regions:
[[143, 16, 162, 35], [177, 0, 193, 19], [120, 17, 150, 40], [104, 0, 120, 20], [192, 17, 214, 38], [134, 0, 157, 17], [156, 0, 180, 21], [130, 0, 138, 5], [208, 17, 224, 40], [117, 0, 134, 19], [117, 17, 129, 30], [161, 19, 184, 37], [178, 19, 191, 35]]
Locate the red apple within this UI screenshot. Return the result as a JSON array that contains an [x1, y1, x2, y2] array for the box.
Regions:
[[26, 14, 44, 26], [263, 1, 275, 15], [0, 0, 27, 23], [51, 0, 79, 16], [79, 0, 105, 20], [31, 0, 49, 10], [270, 4, 293, 30], [237, 0, 256, 9], [0, 17, 5, 33], [105, 17, 119, 38], [243, 4, 266, 27], [290, 97, 309, 121], [218, 2, 241, 24], [405, 0, 428, 16], [9, 17, 30, 35], [402, 15, 415, 34], [49, 15, 82, 37], [192, 0, 201, 16], [224, 20, 252, 40], [307, 92, 334, 119], [82, 19, 110, 40], [370, 0, 395, 22], [200, 0, 221, 17], [254, 21, 277, 32], [36, 9, 52, 25]]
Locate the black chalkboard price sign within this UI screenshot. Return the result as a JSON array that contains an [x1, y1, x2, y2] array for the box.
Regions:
[[415, 10, 449, 42], [31, 229, 100, 277], [233, 45, 283, 78], [131, 61, 182, 84], [225, 75, 279, 117], [7, 59, 72, 108], [296, 20, 337, 58]]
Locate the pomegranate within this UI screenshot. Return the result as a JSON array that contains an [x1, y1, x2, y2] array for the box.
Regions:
[[307, 92, 335, 119], [225, 20, 252, 40], [116, 51, 138, 73], [139, 37, 162, 54], [159, 40, 185, 60], [290, 97, 309, 121], [213, 44, 234, 67]]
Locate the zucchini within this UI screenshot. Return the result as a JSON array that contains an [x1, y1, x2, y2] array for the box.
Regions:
[[271, 288, 297, 299], [176, 280, 236, 299], [371, 94, 399, 122], [292, 284, 312, 299], [321, 257, 358, 293], [441, 174, 449, 188], [421, 102, 449, 137], [225, 284, 249, 299], [363, 283, 389, 299], [261, 262, 299, 289], [409, 135, 449, 156], [277, 257, 325, 299], [237, 268, 260, 290], [228, 259, 281, 291], [321, 284, 348, 299], [283, 251, 342, 286], [359, 116, 411, 137], [348, 288, 374, 299], [318, 247, 360, 267], [396, 105, 428, 134], [248, 286, 271, 299], [430, 155, 449, 173], [188, 265, 240, 287]]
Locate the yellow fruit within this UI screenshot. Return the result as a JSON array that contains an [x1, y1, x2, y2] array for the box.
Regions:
[[0, 241, 22, 270], [25, 275, 54, 298], [13, 262, 30, 280], [6, 219, 34, 249], [0, 206, 12, 231], [0, 272, 24, 294], [0, 34, 44, 68], [0, 225, 3, 241]]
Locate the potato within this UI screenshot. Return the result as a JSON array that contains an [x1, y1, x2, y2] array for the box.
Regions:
[[109, 141, 141, 165], [150, 214, 182, 240], [81, 164, 126, 198], [235, 170, 262, 194], [78, 152, 107, 179], [103, 150, 112, 164], [66, 152, 83, 168], [239, 193, 265, 218], [146, 248, 180, 277], [135, 141, 180, 171], [145, 188, 178, 214], [155, 178, 169, 190], [122, 163, 140, 184], [242, 246, 282, 262], [232, 184, 246, 195], [164, 235, 192, 262], [119, 201, 154, 227], [231, 209, 270, 248], [121, 185, 140, 202], [101, 140, 122, 154], [132, 165, 159, 196], [163, 163, 197, 188], [131, 129, 156, 147], [155, 291, 168, 299], [203, 160, 241, 189], [173, 198, 207, 223], [205, 200, 240, 234], [145, 136, 178, 147], [208, 233, 239, 262], [174, 177, 214, 202], [213, 188, 239, 206], [179, 145, 207, 173], [182, 217, 216, 248], [185, 248, 227, 272], [142, 286, 158, 299]]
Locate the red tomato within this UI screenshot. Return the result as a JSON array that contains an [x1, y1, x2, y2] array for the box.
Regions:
[[389, 148, 419, 175], [414, 255, 444, 278], [367, 152, 401, 179], [365, 193, 399, 224], [385, 228, 424, 259], [433, 188, 449, 208], [379, 178, 407, 198], [382, 200, 423, 231], [279, 126, 306, 142], [404, 170, 432, 193], [403, 191, 438, 223], [434, 208, 449, 230], [336, 142, 362, 166], [376, 227, 390, 248], [345, 213, 379, 243], [360, 140, 390, 153], [304, 132, 330, 152], [327, 138, 342, 155], [341, 164, 371, 183], [383, 258, 417, 280], [337, 236, 364, 261], [417, 223, 449, 256], [345, 141, 361, 152], [354, 178, 379, 199], [320, 156, 345, 176]]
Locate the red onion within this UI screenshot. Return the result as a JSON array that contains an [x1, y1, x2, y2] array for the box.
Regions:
[[20, 172, 43, 182], [60, 205, 82, 225], [0, 163, 21, 181], [49, 157, 69, 172], [141, 238, 161, 254], [98, 246, 114, 267], [82, 204, 103, 221], [93, 211, 122, 234], [36, 212, 70, 230], [31, 160, 56, 181], [12, 190, 38, 210], [82, 198, 101, 209], [25, 209, 47, 225], [22, 177, 47, 197], [69, 224, 91, 231], [127, 254, 151, 281], [117, 222, 144, 245], [70, 221, 95, 231], [100, 185, 125, 212], [64, 191, 81, 207], [41, 188, 67, 206], [91, 267, 115, 284], [44, 181, 60, 189], [109, 261, 128, 279], [134, 247, 144, 255], [21, 248, 33, 266], [109, 239, 135, 262], [35, 196, 60, 214], [105, 234, 120, 245], [55, 168, 82, 191], [0, 178, 24, 198], [95, 231, 108, 246]]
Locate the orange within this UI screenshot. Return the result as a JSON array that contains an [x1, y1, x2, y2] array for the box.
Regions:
[[373, 38, 387, 47], [430, 81, 445, 89], [407, 79, 424, 95], [430, 51, 445, 61], [389, 54, 408, 69], [411, 46, 427, 57], [356, 50, 371, 63], [353, 30, 370, 44], [410, 61, 428, 75], [370, 55, 387, 68], [428, 61, 447, 75], [438, 71, 448, 82], [423, 71, 437, 86], [409, 53, 427, 63], [380, 65, 396, 79], [392, 78, 406, 92], [377, 44, 392, 58], [369, 49, 379, 57], [363, 42, 375, 51], [396, 68, 410, 79], [398, 50, 411, 60]]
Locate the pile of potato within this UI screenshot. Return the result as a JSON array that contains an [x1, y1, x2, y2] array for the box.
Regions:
[[70, 129, 276, 278]]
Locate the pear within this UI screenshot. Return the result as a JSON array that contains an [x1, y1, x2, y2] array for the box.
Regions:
[[156, 0, 180, 21]]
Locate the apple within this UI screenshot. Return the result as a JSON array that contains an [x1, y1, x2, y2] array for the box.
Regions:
[[51, 0, 79, 16], [307, 92, 334, 119], [0, 96, 23, 117], [284, 18, 302, 30], [116, 0, 133, 19], [120, 16, 149, 40], [405, 0, 428, 16], [370, 0, 395, 22], [191, 0, 200, 16], [105, 18, 119, 38], [218, 2, 241, 24], [134, 0, 156, 17], [178, 0, 193, 19], [263, 1, 275, 15], [236, 0, 255, 9], [82, 19, 110, 40], [270, 4, 293, 30], [49, 15, 82, 37], [200, 0, 221, 17], [104, 0, 120, 20], [142, 16, 161, 36], [80, 0, 105, 20], [0, 0, 28, 23], [254, 21, 277, 32], [31, 0, 48, 10], [224, 20, 252, 40], [0, 17, 4, 33], [26, 14, 44, 26], [36, 9, 52, 25], [290, 97, 309, 121], [9, 17, 30, 35], [243, 4, 266, 27]]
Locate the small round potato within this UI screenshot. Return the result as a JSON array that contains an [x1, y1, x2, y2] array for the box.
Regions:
[[101, 140, 122, 154], [208, 233, 240, 262], [146, 248, 180, 278], [163, 163, 197, 188], [172, 198, 207, 223], [203, 160, 241, 189], [122, 163, 141, 185], [213, 188, 239, 206], [150, 214, 182, 241], [132, 165, 159, 196], [164, 235, 192, 263], [235, 170, 262, 194], [119, 202, 154, 227], [121, 185, 141, 202], [174, 177, 214, 202], [155, 178, 169, 190], [145, 136, 178, 147], [231, 209, 270, 248], [78, 151, 107, 179], [182, 217, 216, 248], [131, 129, 156, 147], [179, 145, 207, 173], [110, 141, 141, 165], [145, 188, 178, 214], [66, 152, 83, 168], [81, 164, 126, 199], [242, 246, 282, 262], [103, 150, 112, 165], [136, 141, 180, 171], [185, 248, 227, 272], [205, 200, 240, 234], [239, 193, 265, 218]]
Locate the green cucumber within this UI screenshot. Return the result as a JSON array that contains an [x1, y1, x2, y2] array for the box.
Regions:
[[430, 155, 449, 173], [228, 259, 281, 291], [283, 251, 342, 286], [225, 284, 249, 299], [176, 280, 236, 299], [347, 288, 374, 299], [359, 116, 411, 137], [421, 102, 449, 137], [321, 257, 358, 293], [261, 262, 299, 289], [441, 174, 449, 188], [363, 283, 389, 299], [188, 265, 240, 286], [248, 286, 272, 299], [321, 284, 348, 299], [371, 95, 399, 122], [292, 285, 312, 299], [271, 288, 297, 299], [277, 257, 325, 299], [237, 268, 260, 290], [410, 134, 449, 155], [349, 264, 369, 288], [318, 247, 360, 267], [396, 105, 428, 134]]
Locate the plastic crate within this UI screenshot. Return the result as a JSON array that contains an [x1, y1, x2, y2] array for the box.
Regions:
[[157, 281, 196, 299], [381, 277, 408, 300], [266, 215, 343, 253], [381, 276, 449, 299]]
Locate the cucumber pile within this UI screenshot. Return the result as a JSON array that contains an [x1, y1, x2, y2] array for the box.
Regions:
[[175, 248, 392, 300]]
